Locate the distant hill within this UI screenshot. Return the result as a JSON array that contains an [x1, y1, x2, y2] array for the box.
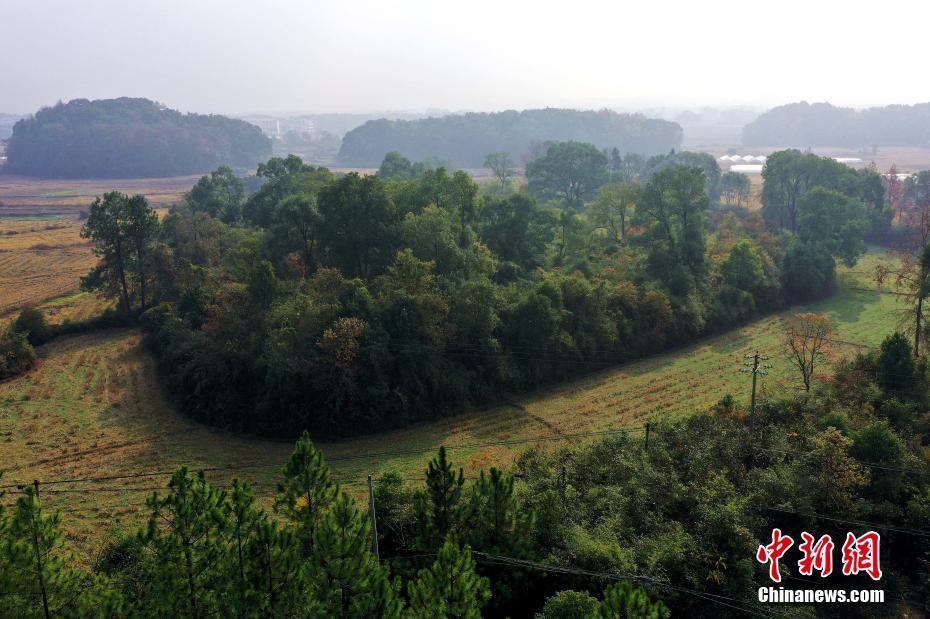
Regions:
[[338, 108, 683, 167], [743, 101, 930, 147], [6, 98, 272, 179]]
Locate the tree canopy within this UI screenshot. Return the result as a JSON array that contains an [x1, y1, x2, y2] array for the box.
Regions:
[[5, 98, 271, 178]]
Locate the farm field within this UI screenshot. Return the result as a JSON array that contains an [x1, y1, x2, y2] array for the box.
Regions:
[[0, 173, 198, 218], [0, 217, 98, 317], [0, 248, 904, 558]]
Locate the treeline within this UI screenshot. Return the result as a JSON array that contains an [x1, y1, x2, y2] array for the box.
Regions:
[[5, 98, 271, 179], [743, 101, 930, 147], [338, 108, 683, 167], [3, 332, 928, 616], [70, 146, 890, 438]]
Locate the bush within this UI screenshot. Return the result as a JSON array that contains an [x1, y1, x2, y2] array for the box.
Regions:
[[0, 332, 37, 379], [11, 307, 51, 345]]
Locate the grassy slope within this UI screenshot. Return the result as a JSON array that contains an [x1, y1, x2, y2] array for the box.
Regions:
[[0, 248, 903, 556]]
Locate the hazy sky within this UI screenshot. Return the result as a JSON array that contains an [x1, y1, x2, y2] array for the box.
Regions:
[[3, 0, 929, 116]]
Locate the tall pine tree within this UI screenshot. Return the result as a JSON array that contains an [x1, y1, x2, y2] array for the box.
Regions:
[[407, 536, 490, 618]]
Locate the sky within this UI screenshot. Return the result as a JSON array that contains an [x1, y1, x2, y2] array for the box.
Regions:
[[3, 0, 930, 116]]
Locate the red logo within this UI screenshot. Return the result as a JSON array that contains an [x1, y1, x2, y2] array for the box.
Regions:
[[757, 529, 882, 582]]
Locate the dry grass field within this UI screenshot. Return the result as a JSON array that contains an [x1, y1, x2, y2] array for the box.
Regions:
[[0, 218, 98, 317], [0, 174, 197, 218], [0, 248, 904, 559]]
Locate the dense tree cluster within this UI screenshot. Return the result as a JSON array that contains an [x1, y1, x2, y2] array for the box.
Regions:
[[5, 98, 271, 178], [71, 147, 883, 438], [743, 101, 930, 147], [338, 108, 683, 167]]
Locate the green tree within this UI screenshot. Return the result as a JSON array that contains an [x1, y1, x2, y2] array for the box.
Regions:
[[719, 171, 750, 206], [11, 307, 51, 346], [317, 173, 400, 278], [81, 191, 133, 312], [478, 194, 556, 270], [406, 537, 491, 619], [271, 193, 321, 272], [418, 447, 465, 548], [877, 332, 916, 397], [589, 181, 639, 245], [637, 166, 709, 296], [275, 431, 339, 551], [465, 467, 534, 555], [140, 469, 230, 618], [378, 151, 417, 180], [536, 590, 599, 619], [851, 422, 907, 502], [526, 141, 609, 209], [185, 166, 245, 224], [593, 582, 670, 619], [797, 187, 869, 267], [308, 493, 402, 618], [123, 194, 159, 310], [484, 151, 516, 191]]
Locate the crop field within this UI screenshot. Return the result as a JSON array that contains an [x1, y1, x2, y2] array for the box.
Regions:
[[0, 248, 904, 558], [0, 173, 197, 218], [0, 218, 98, 317]]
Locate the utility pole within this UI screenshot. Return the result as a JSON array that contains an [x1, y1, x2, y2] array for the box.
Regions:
[[367, 475, 379, 561], [740, 351, 771, 432], [741, 352, 773, 470], [30, 480, 51, 619], [644, 422, 651, 452]]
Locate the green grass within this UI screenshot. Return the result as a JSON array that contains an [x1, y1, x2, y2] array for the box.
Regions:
[[0, 247, 905, 557]]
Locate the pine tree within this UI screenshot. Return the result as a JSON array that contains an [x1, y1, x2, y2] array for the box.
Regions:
[[141, 468, 230, 618], [275, 430, 338, 552], [418, 446, 465, 547], [308, 493, 402, 618], [592, 582, 669, 618], [0, 484, 121, 618], [247, 512, 314, 616], [407, 536, 491, 619], [465, 467, 534, 554]]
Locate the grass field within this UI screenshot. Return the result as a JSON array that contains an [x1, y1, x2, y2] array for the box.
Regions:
[[0, 218, 99, 317], [0, 173, 197, 218], [0, 248, 905, 558]]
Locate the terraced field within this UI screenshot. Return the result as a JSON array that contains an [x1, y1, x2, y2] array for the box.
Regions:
[[0, 248, 904, 557]]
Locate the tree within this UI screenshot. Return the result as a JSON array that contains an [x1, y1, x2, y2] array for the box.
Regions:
[[536, 590, 599, 619], [271, 194, 321, 272], [797, 187, 869, 267], [308, 493, 402, 618], [185, 166, 245, 224], [123, 194, 159, 310], [877, 188, 930, 355], [877, 332, 916, 397], [275, 431, 339, 551], [406, 537, 491, 619], [465, 467, 534, 555], [594, 582, 670, 619], [141, 468, 229, 617], [589, 181, 639, 245], [782, 312, 835, 391], [719, 171, 750, 206], [525, 141, 608, 209], [1, 485, 120, 617], [81, 192, 133, 312], [478, 194, 556, 270], [418, 447, 465, 548], [11, 307, 51, 346], [636, 166, 709, 296], [378, 151, 416, 180], [317, 173, 400, 278], [484, 152, 516, 191]]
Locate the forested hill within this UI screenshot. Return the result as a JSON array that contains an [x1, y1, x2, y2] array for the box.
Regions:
[[743, 101, 930, 147], [338, 108, 683, 167], [5, 98, 272, 178]]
